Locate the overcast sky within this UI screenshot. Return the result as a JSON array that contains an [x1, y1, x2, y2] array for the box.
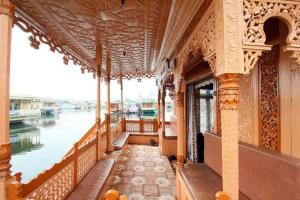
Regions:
[[10, 26, 157, 101]]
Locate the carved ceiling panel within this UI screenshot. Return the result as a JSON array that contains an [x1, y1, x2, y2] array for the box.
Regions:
[[13, 0, 169, 79]]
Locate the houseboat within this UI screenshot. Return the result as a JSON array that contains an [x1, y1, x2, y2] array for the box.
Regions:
[[124, 100, 139, 114], [40, 99, 60, 116], [10, 96, 41, 123], [110, 102, 120, 113], [1, 1, 300, 200], [140, 99, 157, 116]]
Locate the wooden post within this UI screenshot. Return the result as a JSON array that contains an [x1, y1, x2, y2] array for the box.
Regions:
[[157, 90, 161, 128], [218, 74, 240, 200], [95, 42, 102, 160], [161, 91, 166, 137], [0, 1, 15, 199], [122, 117, 126, 132], [120, 75, 124, 119], [96, 129, 99, 160], [176, 92, 185, 169], [139, 118, 144, 133], [73, 142, 78, 186], [106, 49, 114, 152], [175, 92, 185, 199]]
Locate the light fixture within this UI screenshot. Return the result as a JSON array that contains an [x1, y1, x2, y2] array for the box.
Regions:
[[137, 77, 142, 82]]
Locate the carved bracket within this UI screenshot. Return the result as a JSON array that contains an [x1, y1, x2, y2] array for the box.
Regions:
[[243, 44, 272, 74], [282, 45, 300, 70], [204, 51, 216, 74]]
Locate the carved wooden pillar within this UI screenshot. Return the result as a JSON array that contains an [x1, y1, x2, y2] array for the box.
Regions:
[[120, 75, 124, 119], [176, 92, 184, 169], [161, 91, 166, 137], [95, 42, 103, 160], [218, 74, 240, 200], [0, 1, 15, 199], [157, 90, 161, 128], [106, 50, 114, 152]]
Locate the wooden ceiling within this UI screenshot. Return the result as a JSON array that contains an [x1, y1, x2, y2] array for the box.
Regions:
[[13, 0, 171, 79]]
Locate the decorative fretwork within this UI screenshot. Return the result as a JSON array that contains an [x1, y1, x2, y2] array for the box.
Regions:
[[243, 0, 300, 45], [176, 2, 216, 92], [125, 121, 140, 132], [258, 45, 280, 152], [144, 121, 154, 132], [27, 162, 74, 200], [242, 0, 300, 73], [77, 144, 97, 182], [13, 0, 167, 79]]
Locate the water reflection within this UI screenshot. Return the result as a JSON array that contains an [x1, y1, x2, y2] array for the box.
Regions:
[[10, 109, 169, 183], [11, 129, 43, 155]]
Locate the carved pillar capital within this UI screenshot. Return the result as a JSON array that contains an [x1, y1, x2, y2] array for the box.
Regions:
[[0, 0, 15, 18], [218, 74, 240, 110], [0, 143, 12, 178], [176, 92, 184, 107]]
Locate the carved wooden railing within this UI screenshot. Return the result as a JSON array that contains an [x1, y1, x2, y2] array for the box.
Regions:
[[64, 118, 107, 158], [7, 118, 108, 200], [124, 119, 158, 133]]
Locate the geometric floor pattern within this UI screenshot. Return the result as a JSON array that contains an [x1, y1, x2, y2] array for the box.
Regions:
[[108, 145, 176, 200]]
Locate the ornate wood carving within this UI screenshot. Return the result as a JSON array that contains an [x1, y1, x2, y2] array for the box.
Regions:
[[243, 0, 300, 45], [175, 1, 216, 91], [13, 0, 169, 79], [218, 74, 240, 110], [243, 0, 300, 72], [0, 0, 15, 17], [258, 45, 280, 152], [0, 143, 12, 178]]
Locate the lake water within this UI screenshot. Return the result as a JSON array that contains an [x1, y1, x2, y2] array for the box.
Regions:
[[10, 109, 172, 183]]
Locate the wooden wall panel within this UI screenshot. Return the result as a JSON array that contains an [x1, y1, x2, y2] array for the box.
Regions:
[[258, 45, 280, 152]]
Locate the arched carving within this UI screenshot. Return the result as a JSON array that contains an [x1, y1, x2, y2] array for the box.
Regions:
[[162, 74, 175, 100], [175, 2, 216, 92], [243, 0, 300, 73]]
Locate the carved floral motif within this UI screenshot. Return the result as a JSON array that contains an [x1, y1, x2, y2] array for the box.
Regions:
[[0, 143, 12, 178], [13, 0, 166, 79], [243, 0, 300, 45], [176, 2, 216, 89], [243, 0, 300, 72], [218, 74, 240, 110], [0, 0, 15, 17], [258, 45, 280, 152]]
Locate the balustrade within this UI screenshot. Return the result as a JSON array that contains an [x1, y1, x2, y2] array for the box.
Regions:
[[7, 119, 107, 200], [7, 117, 156, 200], [124, 119, 157, 133]]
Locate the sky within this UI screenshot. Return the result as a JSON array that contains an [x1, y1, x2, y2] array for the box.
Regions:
[[10, 26, 157, 101]]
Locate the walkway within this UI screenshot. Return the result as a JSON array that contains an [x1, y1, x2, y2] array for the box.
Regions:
[[108, 145, 176, 200]]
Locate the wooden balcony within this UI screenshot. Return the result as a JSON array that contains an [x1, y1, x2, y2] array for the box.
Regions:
[[7, 117, 166, 200]]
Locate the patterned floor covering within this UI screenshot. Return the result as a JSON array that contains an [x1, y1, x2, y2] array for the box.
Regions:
[[108, 145, 176, 200]]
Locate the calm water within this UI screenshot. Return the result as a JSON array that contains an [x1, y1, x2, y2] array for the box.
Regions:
[[10, 110, 96, 182], [10, 109, 172, 183]]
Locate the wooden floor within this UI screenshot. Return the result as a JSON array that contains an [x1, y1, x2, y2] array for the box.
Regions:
[[107, 145, 176, 200]]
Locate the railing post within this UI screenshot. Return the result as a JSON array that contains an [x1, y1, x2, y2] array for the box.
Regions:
[[73, 142, 78, 186], [7, 181, 22, 200], [140, 118, 144, 133], [96, 127, 99, 161], [122, 117, 126, 132]]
